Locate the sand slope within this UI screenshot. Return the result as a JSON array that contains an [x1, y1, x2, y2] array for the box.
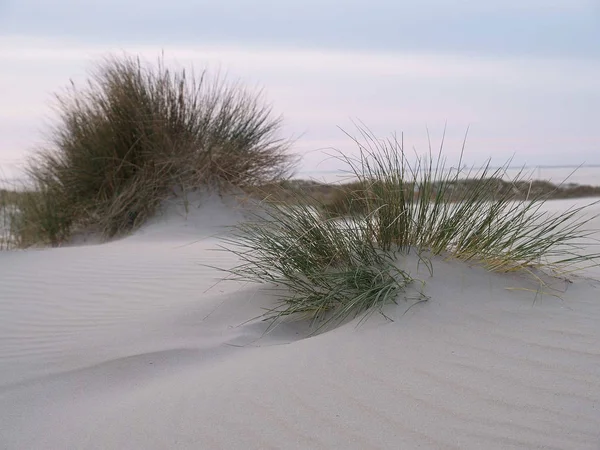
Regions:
[[1, 195, 600, 449]]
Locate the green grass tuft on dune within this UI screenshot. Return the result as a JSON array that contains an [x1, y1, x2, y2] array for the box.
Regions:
[[219, 125, 600, 331]]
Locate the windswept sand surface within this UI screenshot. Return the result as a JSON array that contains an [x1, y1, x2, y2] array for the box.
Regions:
[[1, 195, 600, 449]]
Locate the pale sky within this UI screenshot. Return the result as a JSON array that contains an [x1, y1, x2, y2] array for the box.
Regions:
[[1, 0, 599, 180]]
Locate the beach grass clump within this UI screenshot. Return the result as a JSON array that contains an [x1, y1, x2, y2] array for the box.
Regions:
[[15, 54, 295, 245], [5, 183, 73, 248], [0, 188, 17, 250], [221, 125, 599, 330], [220, 194, 413, 330], [337, 126, 600, 273]]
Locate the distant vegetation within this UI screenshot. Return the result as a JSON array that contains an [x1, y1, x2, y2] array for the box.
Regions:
[[245, 175, 600, 219], [318, 177, 600, 218], [0, 54, 296, 247]]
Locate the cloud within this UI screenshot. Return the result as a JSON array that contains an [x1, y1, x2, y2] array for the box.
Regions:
[[2, 37, 598, 89], [1, 0, 598, 58]]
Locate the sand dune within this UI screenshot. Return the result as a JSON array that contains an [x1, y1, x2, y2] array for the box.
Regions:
[[1, 195, 600, 449]]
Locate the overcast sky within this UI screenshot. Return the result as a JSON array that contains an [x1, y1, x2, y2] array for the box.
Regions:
[[1, 0, 599, 180]]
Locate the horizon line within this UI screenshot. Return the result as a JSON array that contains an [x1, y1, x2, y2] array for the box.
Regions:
[[299, 163, 600, 175]]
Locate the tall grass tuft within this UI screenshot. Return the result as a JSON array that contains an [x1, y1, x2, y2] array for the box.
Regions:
[[220, 195, 413, 331], [17, 54, 296, 244], [220, 125, 599, 331], [334, 125, 600, 273]]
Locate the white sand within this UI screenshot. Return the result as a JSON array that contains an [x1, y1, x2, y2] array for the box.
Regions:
[[1, 194, 600, 449]]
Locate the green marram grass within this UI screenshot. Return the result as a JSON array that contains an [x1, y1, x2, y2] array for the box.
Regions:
[[219, 198, 413, 331], [334, 126, 600, 273], [220, 125, 600, 331]]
